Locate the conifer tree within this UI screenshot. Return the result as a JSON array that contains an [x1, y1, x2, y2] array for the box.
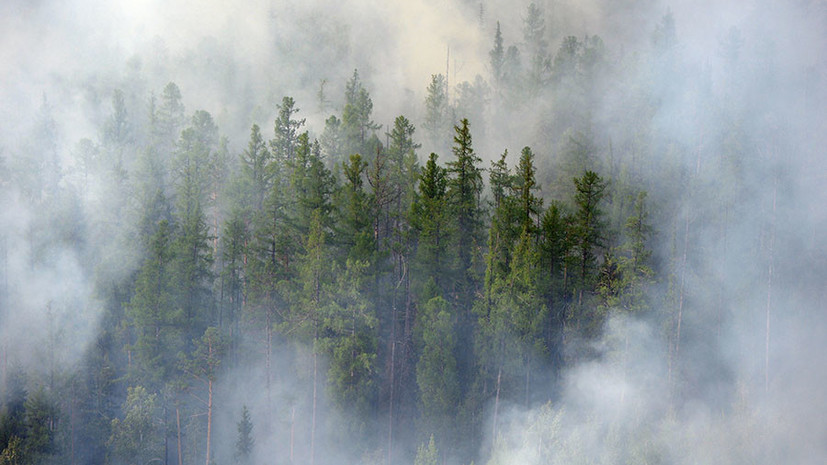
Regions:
[[489, 22, 505, 93], [342, 70, 380, 156], [514, 146, 543, 235], [447, 118, 484, 280], [126, 220, 179, 386], [235, 406, 254, 464], [271, 97, 305, 162], [337, 154, 373, 263], [571, 170, 607, 332], [423, 75, 450, 151], [239, 123, 272, 212], [411, 153, 451, 292], [416, 294, 459, 448], [539, 201, 573, 372]]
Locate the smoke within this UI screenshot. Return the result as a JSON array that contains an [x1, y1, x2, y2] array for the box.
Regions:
[[2, 0, 827, 464]]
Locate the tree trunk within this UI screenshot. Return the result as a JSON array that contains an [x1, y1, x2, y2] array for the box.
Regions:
[[177, 406, 183, 465], [290, 406, 295, 464], [525, 356, 531, 408], [311, 326, 318, 465], [266, 309, 273, 413], [492, 364, 502, 449], [206, 379, 213, 465]]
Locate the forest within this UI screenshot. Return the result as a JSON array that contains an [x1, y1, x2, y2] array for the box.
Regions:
[[1, 1, 827, 465]]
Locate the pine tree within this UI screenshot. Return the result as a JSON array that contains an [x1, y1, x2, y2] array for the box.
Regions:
[[446, 118, 484, 279], [108, 386, 162, 465], [423, 75, 450, 151], [292, 134, 335, 236], [319, 259, 377, 424], [522, 3, 550, 97], [416, 295, 459, 448], [235, 406, 254, 464], [337, 154, 373, 263], [489, 22, 505, 93], [342, 70, 380, 156], [126, 220, 179, 387], [414, 435, 438, 465], [484, 150, 517, 298], [539, 201, 573, 373], [411, 153, 451, 292], [514, 146, 543, 235], [239, 123, 272, 212], [571, 170, 607, 332], [271, 97, 306, 162], [182, 327, 226, 465]]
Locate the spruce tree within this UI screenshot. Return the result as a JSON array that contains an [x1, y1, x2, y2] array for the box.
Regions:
[[571, 170, 607, 332], [416, 294, 459, 448], [411, 153, 451, 292], [235, 406, 254, 464], [271, 97, 305, 162]]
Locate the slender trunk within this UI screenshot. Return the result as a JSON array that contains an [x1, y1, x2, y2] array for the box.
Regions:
[[290, 406, 295, 464], [266, 310, 273, 412], [492, 364, 502, 448], [206, 380, 213, 465], [672, 124, 703, 387], [525, 356, 531, 408], [70, 384, 75, 465], [212, 189, 219, 255], [387, 322, 395, 465], [163, 406, 168, 465], [177, 406, 183, 465], [311, 327, 318, 465]]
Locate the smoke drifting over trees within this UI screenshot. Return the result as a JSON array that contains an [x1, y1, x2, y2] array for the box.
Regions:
[[2, 0, 827, 464]]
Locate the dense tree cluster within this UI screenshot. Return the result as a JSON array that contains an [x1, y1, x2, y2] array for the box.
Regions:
[[0, 2, 818, 465]]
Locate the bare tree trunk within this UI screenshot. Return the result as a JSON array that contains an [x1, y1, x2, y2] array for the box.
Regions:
[[266, 310, 273, 413], [525, 356, 531, 408], [177, 406, 183, 465], [290, 406, 295, 464], [492, 364, 502, 449], [206, 380, 213, 465], [311, 327, 318, 465], [387, 329, 395, 465]]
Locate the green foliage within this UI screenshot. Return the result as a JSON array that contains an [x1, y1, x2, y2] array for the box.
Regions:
[[184, 327, 227, 383], [342, 69, 380, 156], [414, 435, 439, 465], [108, 386, 161, 465], [522, 3, 550, 97], [235, 406, 254, 463], [337, 153, 373, 263], [489, 22, 505, 91], [126, 219, 180, 386], [318, 259, 377, 420], [447, 118, 484, 277], [515, 146, 543, 235], [597, 192, 654, 315], [424, 74, 451, 150], [0, 435, 22, 465], [416, 296, 459, 443], [239, 123, 272, 211], [573, 170, 607, 291], [291, 133, 335, 236], [271, 96, 306, 162], [571, 170, 608, 332], [22, 388, 59, 463], [411, 153, 452, 291]]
